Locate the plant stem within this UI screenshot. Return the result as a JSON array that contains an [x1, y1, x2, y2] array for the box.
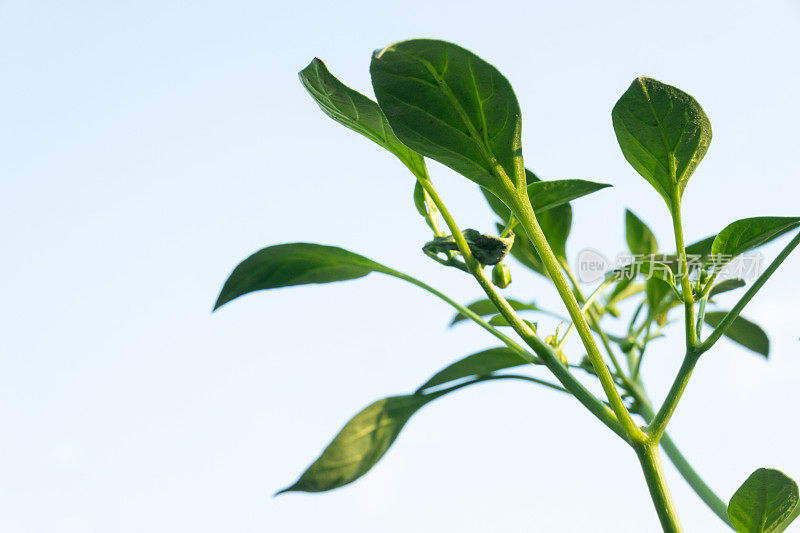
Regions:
[[631, 389, 733, 527], [510, 193, 645, 443], [670, 196, 697, 349], [415, 177, 626, 439], [634, 442, 683, 532], [647, 350, 700, 441]]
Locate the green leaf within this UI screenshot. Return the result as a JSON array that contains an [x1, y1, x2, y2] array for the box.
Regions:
[[299, 58, 426, 178], [728, 468, 799, 532], [277, 394, 434, 494], [214, 243, 393, 309], [646, 277, 673, 317], [625, 209, 658, 256], [711, 217, 800, 270], [708, 278, 746, 298], [685, 235, 716, 259], [370, 39, 524, 198], [539, 203, 572, 262], [417, 347, 525, 391], [450, 298, 541, 325], [704, 311, 770, 357], [612, 77, 712, 210], [527, 179, 612, 213]]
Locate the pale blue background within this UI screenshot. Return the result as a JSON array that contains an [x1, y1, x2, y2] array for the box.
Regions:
[[2, 1, 800, 531]]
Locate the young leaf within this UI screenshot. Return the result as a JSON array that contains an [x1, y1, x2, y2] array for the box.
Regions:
[[708, 278, 746, 298], [417, 347, 526, 391], [728, 468, 799, 533], [277, 394, 434, 494], [450, 298, 541, 325], [370, 39, 524, 197], [711, 217, 800, 269], [527, 179, 611, 213], [214, 243, 393, 309], [625, 209, 658, 256], [704, 311, 769, 357], [612, 77, 712, 210], [300, 58, 426, 178]]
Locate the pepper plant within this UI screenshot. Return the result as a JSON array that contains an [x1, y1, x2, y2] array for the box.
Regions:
[[214, 40, 800, 532]]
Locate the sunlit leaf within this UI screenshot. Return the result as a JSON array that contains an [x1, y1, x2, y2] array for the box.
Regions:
[[417, 347, 526, 391], [214, 243, 393, 309], [612, 77, 711, 210], [371, 39, 523, 198], [277, 394, 434, 494], [711, 217, 800, 270], [300, 58, 426, 177], [728, 468, 799, 532]]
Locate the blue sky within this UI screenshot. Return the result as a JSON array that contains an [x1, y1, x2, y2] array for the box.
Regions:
[[2, 1, 800, 531]]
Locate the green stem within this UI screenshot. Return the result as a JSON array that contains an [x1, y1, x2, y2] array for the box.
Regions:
[[670, 197, 697, 349], [633, 389, 733, 527], [698, 230, 800, 354], [416, 177, 626, 440], [647, 350, 700, 441], [510, 193, 644, 443], [634, 442, 683, 532]]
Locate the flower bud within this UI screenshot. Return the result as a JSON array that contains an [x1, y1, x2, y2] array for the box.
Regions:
[[492, 262, 512, 288]]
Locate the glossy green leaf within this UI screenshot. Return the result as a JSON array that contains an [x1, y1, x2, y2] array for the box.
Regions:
[[417, 347, 525, 391], [708, 278, 746, 298], [370, 39, 524, 197], [450, 298, 541, 325], [214, 243, 393, 309], [704, 311, 769, 357], [625, 209, 658, 256], [527, 179, 611, 213], [728, 468, 799, 532], [277, 394, 434, 494], [299, 58, 426, 177], [612, 77, 712, 210], [711, 217, 800, 269]]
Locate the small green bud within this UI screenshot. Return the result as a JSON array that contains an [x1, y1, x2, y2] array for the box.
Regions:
[[545, 334, 568, 365], [492, 262, 512, 288]]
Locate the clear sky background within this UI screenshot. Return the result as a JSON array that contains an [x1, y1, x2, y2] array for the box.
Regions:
[[2, 1, 800, 531]]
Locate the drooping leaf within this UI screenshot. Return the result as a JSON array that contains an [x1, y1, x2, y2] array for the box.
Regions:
[[708, 278, 746, 298], [704, 311, 769, 357], [728, 468, 799, 533], [710, 217, 800, 270], [277, 394, 434, 494], [450, 298, 541, 325], [370, 39, 524, 198], [417, 347, 526, 391], [299, 58, 426, 178], [423, 229, 514, 265], [612, 77, 712, 210], [214, 243, 394, 309], [625, 209, 658, 256], [527, 179, 611, 213]]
